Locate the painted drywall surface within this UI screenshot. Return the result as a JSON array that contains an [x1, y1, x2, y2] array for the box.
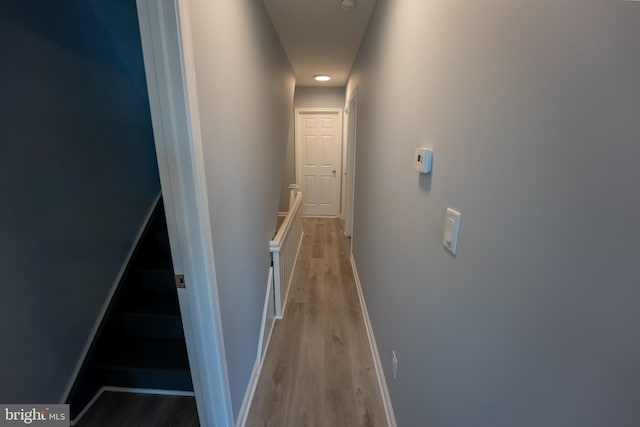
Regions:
[[279, 86, 346, 211], [347, 1, 640, 426], [294, 86, 346, 109], [186, 0, 295, 416], [0, 2, 160, 403]]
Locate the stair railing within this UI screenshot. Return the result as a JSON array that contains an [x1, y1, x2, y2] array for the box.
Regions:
[[270, 184, 303, 318]]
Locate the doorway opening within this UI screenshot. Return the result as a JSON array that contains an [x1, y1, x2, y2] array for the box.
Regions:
[[295, 108, 344, 217]]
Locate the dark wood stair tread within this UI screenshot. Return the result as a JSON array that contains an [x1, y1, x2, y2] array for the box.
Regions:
[[135, 256, 173, 272], [67, 199, 193, 417], [120, 294, 180, 317], [118, 294, 184, 340], [96, 338, 190, 372]]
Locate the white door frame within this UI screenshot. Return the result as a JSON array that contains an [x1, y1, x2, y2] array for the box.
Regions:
[[295, 108, 344, 217], [340, 105, 348, 221], [136, 1, 234, 426], [344, 88, 358, 237]]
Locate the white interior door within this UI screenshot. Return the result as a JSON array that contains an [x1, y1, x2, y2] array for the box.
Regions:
[[296, 109, 343, 216]]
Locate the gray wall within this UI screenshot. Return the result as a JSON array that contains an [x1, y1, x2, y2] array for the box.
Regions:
[[347, 1, 640, 426], [294, 86, 346, 109], [186, 0, 295, 416], [0, 1, 160, 403], [279, 86, 345, 211]]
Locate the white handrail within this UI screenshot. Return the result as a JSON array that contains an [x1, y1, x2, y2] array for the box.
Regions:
[[270, 189, 304, 318], [270, 192, 302, 250]]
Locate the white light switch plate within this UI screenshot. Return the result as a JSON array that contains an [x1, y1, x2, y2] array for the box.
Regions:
[[443, 208, 461, 255]]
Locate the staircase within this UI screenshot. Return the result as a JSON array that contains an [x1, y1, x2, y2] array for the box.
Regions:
[[68, 199, 193, 419]]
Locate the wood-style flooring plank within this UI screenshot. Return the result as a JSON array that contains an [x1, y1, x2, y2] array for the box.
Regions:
[[75, 392, 198, 427], [247, 217, 387, 427]]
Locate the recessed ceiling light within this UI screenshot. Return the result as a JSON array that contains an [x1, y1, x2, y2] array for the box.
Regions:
[[314, 75, 331, 82]]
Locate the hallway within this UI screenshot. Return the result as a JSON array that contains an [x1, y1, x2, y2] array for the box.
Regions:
[[247, 218, 387, 426]]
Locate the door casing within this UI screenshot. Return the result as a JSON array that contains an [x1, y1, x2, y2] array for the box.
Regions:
[[295, 108, 344, 217], [344, 88, 358, 238], [136, 1, 234, 426]]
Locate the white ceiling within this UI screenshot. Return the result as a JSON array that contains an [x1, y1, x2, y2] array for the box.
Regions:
[[262, 0, 376, 87]]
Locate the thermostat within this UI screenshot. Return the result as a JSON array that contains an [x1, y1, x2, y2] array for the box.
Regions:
[[414, 148, 432, 173]]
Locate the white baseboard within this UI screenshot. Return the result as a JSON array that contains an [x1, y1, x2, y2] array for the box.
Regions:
[[260, 315, 276, 374], [102, 386, 195, 397], [235, 268, 280, 427], [69, 387, 104, 426], [70, 386, 194, 425], [61, 192, 162, 404], [350, 254, 398, 427], [257, 268, 276, 372], [234, 358, 260, 427]]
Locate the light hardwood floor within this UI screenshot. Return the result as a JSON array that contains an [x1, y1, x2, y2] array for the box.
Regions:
[[247, 218, 387, 427]]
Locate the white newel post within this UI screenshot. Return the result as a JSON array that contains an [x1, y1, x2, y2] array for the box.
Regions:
[[289, 184, 299, 211]]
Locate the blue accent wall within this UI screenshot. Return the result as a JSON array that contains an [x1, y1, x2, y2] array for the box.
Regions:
[[0, 0, 160, 402]]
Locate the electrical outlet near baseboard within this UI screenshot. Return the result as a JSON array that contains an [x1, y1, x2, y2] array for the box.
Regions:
[[392, 350, 398, 380]]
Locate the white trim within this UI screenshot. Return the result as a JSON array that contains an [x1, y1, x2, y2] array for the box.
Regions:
[[71, 386, 196, 425], [256, 267, 275, 370], [340, 99, 349, 220], [61, 192, 161, 404], [270, 192, 304, 318], [294, 108, 344, 217], [172, 0, 235, 422], [295, 108, 343, 114], [234, 359, 259, 427], [102, 386, 195, 396], [276, 231, 304, 319], [260, 313, 276, 373], [235, 268, 277, 427], [270, 192, 303, 249], [344, 87, 358, 238], [69, 388, 105, 426], [136, 1, 234, 426], [277, 211, 288, 217], [350, 254, 398, 427]]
